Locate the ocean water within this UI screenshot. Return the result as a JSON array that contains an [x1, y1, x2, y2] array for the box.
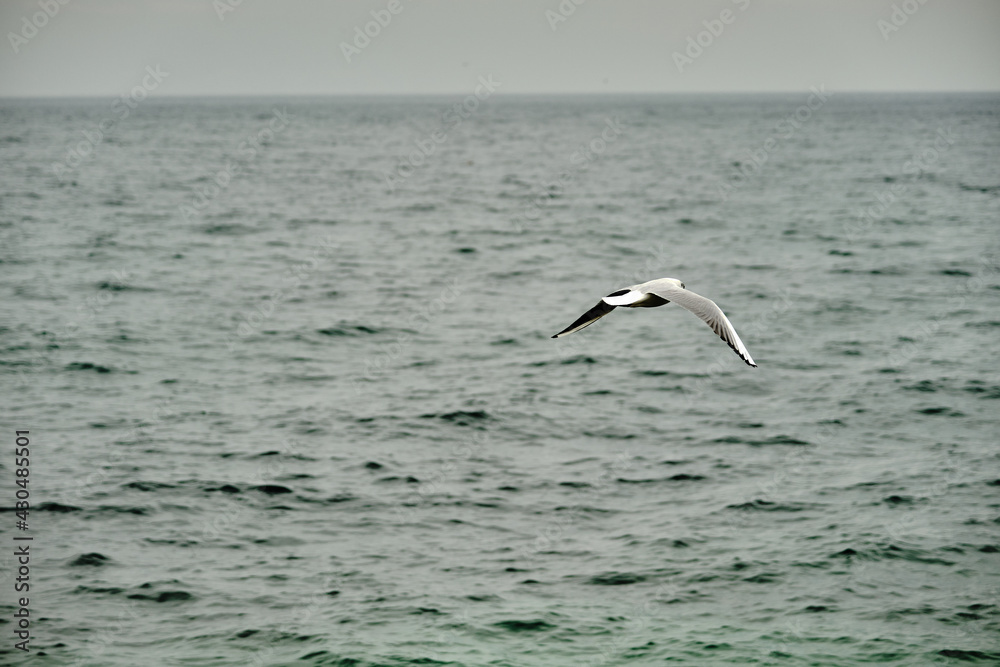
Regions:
[[1, 92, 999, 666]]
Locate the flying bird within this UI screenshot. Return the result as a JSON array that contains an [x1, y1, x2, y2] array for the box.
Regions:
[[551, 277, 757, 367]]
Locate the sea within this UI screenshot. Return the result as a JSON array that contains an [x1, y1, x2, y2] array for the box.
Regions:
[[1, 92, 998, 666]]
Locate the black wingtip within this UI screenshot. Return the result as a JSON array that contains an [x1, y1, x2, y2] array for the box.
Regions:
[[550, 334, 558, 339]]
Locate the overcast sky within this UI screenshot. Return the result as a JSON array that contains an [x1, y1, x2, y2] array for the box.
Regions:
[[1, 0, 998, 97]]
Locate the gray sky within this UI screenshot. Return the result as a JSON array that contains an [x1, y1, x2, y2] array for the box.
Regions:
[[1, 0, 998, 96]]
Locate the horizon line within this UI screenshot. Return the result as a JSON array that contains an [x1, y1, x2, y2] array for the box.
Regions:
[[1, 89, 999, 101]]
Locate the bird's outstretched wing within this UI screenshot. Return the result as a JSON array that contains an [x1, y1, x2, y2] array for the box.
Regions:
[[551, 300, 617, 338], [645, 284, 757, 367]]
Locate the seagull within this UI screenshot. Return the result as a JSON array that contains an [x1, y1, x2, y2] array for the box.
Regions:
[[551, 277, 757, 367]]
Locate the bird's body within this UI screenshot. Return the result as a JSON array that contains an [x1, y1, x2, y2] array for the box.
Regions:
[[552, 277, 757, 367]]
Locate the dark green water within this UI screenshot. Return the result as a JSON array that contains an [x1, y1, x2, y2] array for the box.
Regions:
[[1, 93, 999, 665]]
